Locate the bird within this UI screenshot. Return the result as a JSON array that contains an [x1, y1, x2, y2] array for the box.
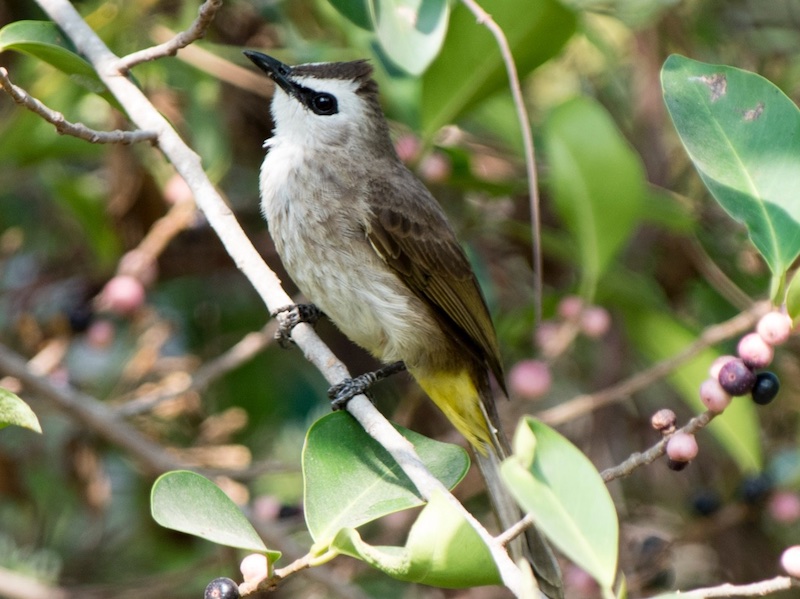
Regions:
[[244, 50, 562, 598]]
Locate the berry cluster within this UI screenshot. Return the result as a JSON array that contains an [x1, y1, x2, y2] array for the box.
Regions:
[[651, 409, 699, 471], [657, 310, 793, 472], [700, 310, 791, 413]]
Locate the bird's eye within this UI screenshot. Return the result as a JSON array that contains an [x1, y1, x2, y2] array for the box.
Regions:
[[310, 92, 338, 116]]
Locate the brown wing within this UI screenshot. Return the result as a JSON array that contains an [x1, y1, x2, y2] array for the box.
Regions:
[[365, 168, 505, 387]]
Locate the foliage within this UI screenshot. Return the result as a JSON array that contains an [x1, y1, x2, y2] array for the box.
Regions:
[[2, 1, 800, 598]]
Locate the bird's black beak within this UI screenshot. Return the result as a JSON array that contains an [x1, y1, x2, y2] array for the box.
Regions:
[[244, 51, 299, 97]]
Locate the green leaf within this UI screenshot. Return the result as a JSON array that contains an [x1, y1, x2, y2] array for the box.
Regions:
[[0, 388, 41, 433], [329, 0, 373, 30], [543, 97, 646, 300], [501, 418, 619, 591], [303, 411, 469, 544], [370, 0, 449, 76], [623, 308, 762, 472], [332, 490, 500, 587], [151, 471, 278, 559], [662, 55, 800, 297], [785, 272, 800, 321], [0, 21, 107, 96], [421, 0, 576, 137]]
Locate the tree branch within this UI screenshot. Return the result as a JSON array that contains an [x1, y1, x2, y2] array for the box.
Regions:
[[116, 0, 223, 72], [673, 576, 793, 598], [0, 67, 157, 144], [538, 301, 771, 425], [459, 0, 543, 323], [32, 0, 527, 594], [600, 410, 714, 482]]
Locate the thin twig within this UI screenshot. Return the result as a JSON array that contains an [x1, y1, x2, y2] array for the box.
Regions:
[[33, 1, 527, 594], [673, 576, 793, 598], [496, 513, 535, 547], [0, 67, 157, 144], [600, 411, 714, 482], [459, 0, 543, 324], [116, 0, 223, 71], [538, 301, 771, 426], [149, 25, 270, 97]]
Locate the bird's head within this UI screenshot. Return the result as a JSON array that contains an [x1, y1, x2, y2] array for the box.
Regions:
[[244, 51, 393, 153]]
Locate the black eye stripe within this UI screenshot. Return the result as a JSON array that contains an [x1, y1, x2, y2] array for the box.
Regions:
[[296, 86, 339, 116]]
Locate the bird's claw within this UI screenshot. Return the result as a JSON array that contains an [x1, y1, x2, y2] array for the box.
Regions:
[[327, 361, 407, 410], [271, 303, 323, 348]]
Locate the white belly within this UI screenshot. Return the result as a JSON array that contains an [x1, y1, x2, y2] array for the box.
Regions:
[[260, 143, 437, 365]]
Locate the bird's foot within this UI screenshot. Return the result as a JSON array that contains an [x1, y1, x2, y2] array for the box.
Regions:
[[328, 361, 407, 410], [271, 303, 323, 348]]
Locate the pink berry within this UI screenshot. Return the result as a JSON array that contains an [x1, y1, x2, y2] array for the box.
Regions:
[[709, 355, 736, 380], [769, 491, 800, 523], [666, 432, 698, 463], [163, 172, 193, 205], [98, 275, 146, 316], [564, 564, 598, 595], [718, 358, 756, 396], [580, 306, 611, 338], [757, 311, 793, 346], [699, 378, 732, 413], [737, 332, 774, 369], [508, 360, 552, 400], [557, 295, 583, 321], [394, 134, 421, 164], [651, 409, 677, 434], [252, 495, 282, 522], [418, 152, 451, 183], [781, 545, 800, 578], [240, 553, 269, 582]]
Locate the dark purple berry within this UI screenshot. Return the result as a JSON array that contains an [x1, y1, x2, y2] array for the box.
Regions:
[[692, 489, 722, 517], [739, 474, 772, 504], [205, 577, 240, 599], [751, 371, 780, 405], [717, 358, 756, 396], [667, 458, 689, 471]]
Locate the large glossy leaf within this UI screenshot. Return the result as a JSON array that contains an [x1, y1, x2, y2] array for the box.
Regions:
[[501, 418, 619, 591], [370, 0, 449, 76], [332, 490, 500, 587], [420, 0, 576, 137], [624, 309, 762, 472], [151, 470, 278, 559], [662, 55, 800, 298], [0, 388, 41, 433], [544, 97, 646, 300], [0, 21, 106, 95], [303, 411, 469, 544], [328, 0, 373, 30]]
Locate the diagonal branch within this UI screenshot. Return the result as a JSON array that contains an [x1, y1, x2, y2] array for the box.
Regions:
[[116, 0, 223, 72], [538, 301, 770, 425], [671, 576, 793, 598], [0, 67, 157, 144], [600, 410, 714, 482]]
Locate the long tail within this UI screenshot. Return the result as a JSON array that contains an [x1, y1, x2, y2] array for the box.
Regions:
[[414, 368, 563, 597], [476, 398, 564, 599]]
